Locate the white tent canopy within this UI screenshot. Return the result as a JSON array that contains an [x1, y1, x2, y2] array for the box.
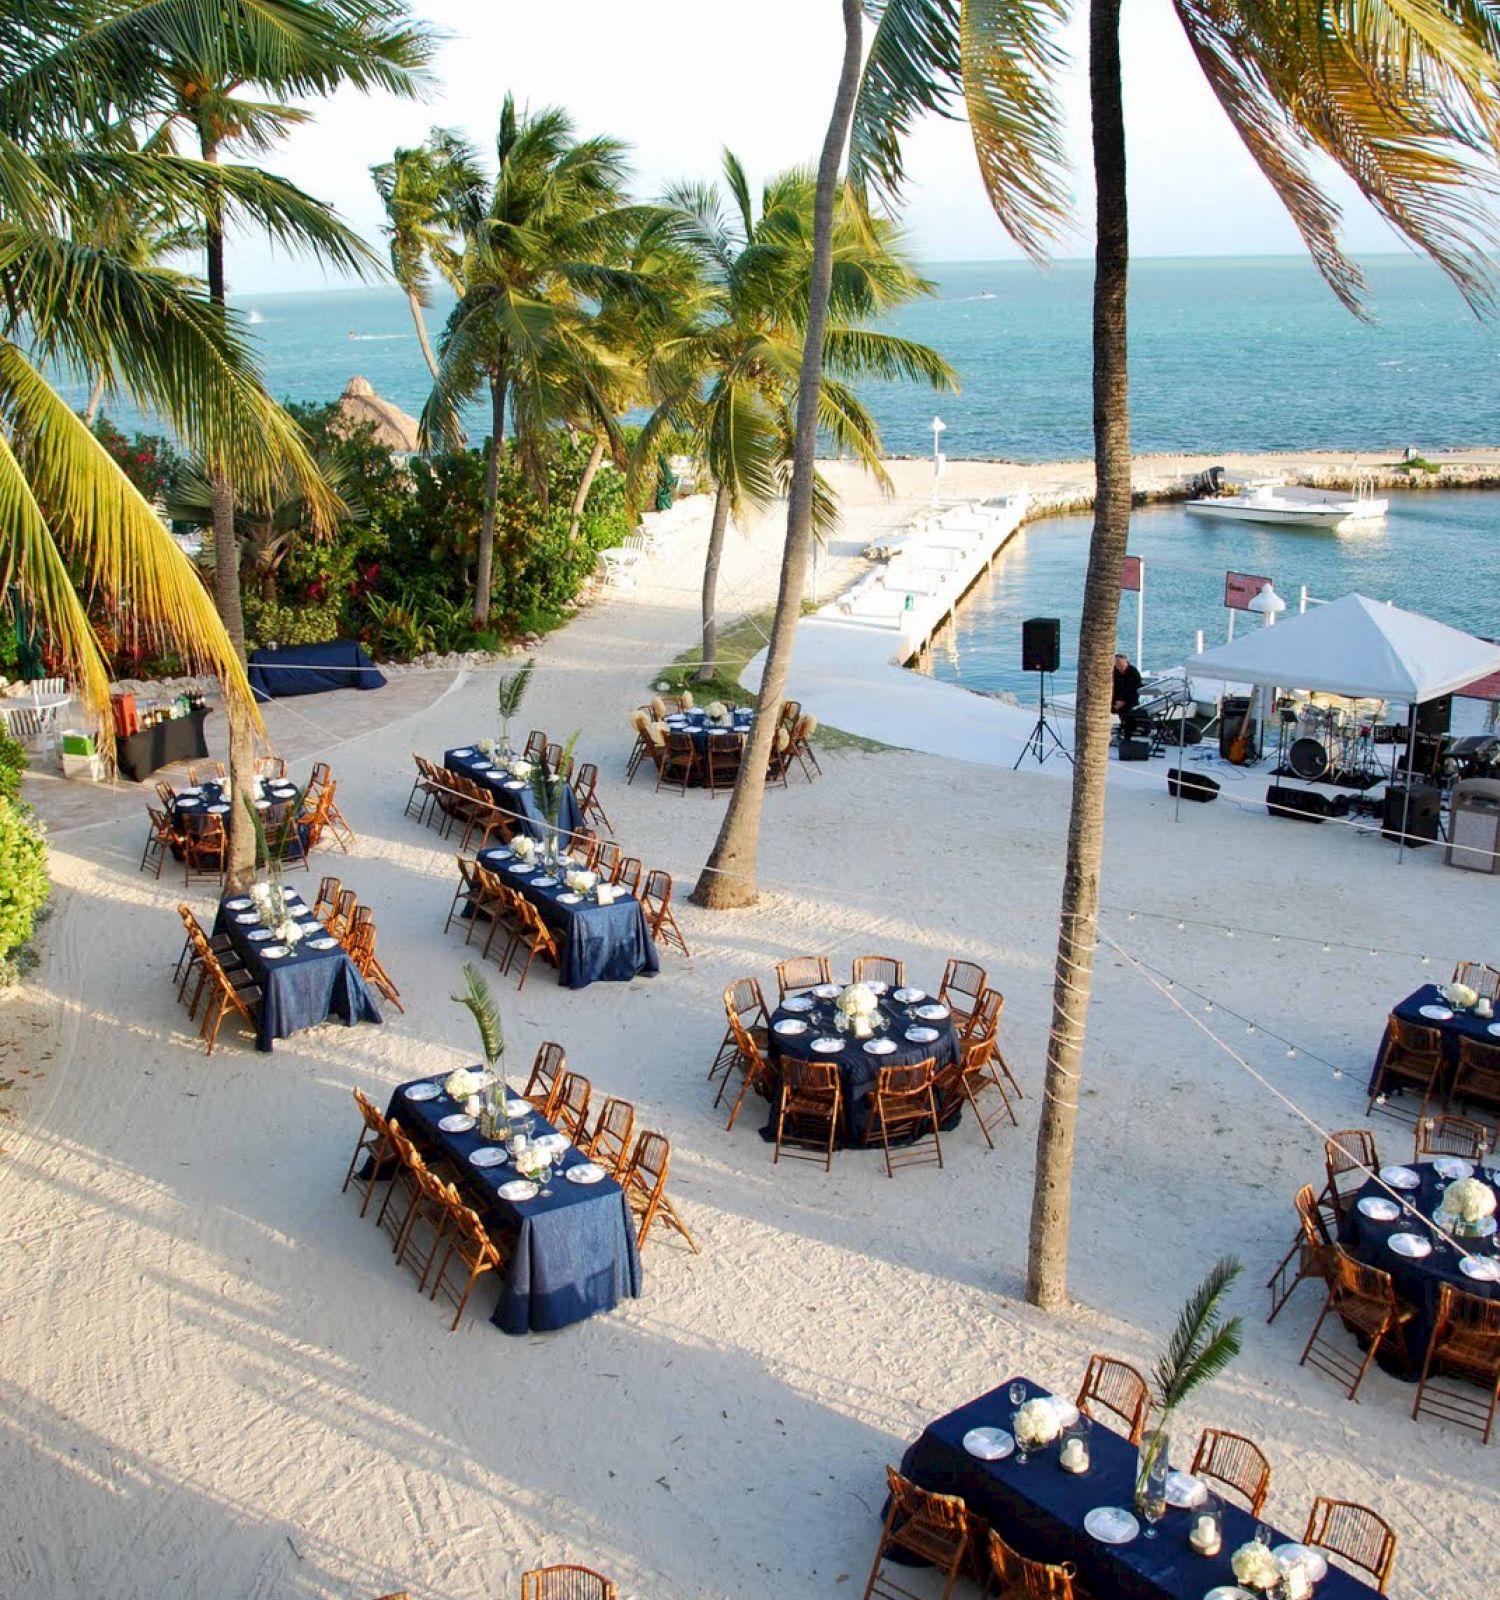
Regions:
[[1184, 592, 1500, 704]]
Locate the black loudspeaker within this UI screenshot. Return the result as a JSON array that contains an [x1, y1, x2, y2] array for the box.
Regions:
[[1219, 695, 1260, 761], [1267, 784, 1331, 822], [1382, 783, 1442, 845], [1416, 695, 1452, 736], [1119, 738, 1151, 762], [1169, 769, 1220, 802], [1021, 616, 1061, 674]]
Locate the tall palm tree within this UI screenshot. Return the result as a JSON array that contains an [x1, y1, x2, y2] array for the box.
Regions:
[[372, 129, 486, 380], [423, 94, 652, 626], [840, 0, 1500, 1308], [690, 0, 867, 905], [643, 153, 953, 684]]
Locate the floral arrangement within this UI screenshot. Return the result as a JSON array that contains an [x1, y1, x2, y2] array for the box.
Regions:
[[476, 737, 495, 755], [273, 917, 306, 947], [1441, 982, 1479, 1009], [444, 1066, 493, 1101], [565, 869, 598, 896], [836, 983, 878, 1020], [1230, 1542, 1282, 1592], [1012, 1398, 1062, 1450], [706, 700, 727, 719], [1442, 1176, 1497, 1228], [513, 835, 538, 862], [508, 758, 533, 779]]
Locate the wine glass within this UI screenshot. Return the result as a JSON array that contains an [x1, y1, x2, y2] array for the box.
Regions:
[[1008, 1381, 1028, 1463], [537, 1158, 554, 1197], [1255, 1522, 1274, 1549], [1141, 1491, 1166, 1539]]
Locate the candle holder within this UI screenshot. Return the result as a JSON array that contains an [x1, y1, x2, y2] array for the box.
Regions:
[[1058, 1417, 1092, 1474], [1187, 1493, 1223, 1558]]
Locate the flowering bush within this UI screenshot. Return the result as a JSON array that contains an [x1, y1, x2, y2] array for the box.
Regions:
[[0, 796, 48, 971]]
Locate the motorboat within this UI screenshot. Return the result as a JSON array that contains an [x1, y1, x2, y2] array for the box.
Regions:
[[1184, 468, 1387, 530]]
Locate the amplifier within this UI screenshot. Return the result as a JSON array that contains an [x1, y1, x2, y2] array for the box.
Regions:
[[1169, 769, 1220, 802], [1382, 784, 1442, 845], [1119, 739, 1151, 762], [1267, 784, 1330, 822]]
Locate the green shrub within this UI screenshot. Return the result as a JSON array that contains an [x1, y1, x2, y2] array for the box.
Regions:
[[0, 730, 27, 804], [0, 796, 48, 970], [242, 595, 344, 652]]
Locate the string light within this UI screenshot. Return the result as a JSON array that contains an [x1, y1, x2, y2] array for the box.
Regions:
[[1098, 903, 1458, 966]]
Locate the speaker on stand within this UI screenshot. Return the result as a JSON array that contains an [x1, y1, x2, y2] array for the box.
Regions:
[[1013, 617, 1071, 769]]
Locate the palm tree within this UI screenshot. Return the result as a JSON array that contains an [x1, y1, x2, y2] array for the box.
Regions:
[[689, 0, 867, 905], [838, 0, 1500, 1308], [643, 153, 953, 683], [372, 129, 486, 380], [423, 94, 651, 626]]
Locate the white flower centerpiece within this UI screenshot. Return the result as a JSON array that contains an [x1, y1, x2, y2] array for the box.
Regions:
[[508, 758, 533, 780], [1441, 982, 1479, 1010], [273, 915, 307, 948], [564, 868, 598, 898], [836, 982, 880, 1039], [706, 699, 732, 727], [1440, 1176, 1498, 1237], [1230, 1541, 1283, 1593], [475, 737, 495, 756], [513, 835, 538, 863], [1012, 1398, 1062, 1453]]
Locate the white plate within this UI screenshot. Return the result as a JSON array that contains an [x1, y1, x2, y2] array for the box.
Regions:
[[246, 928, 272, 942], [914, 1003, 950, 1021], [497, 1178, 539, 1200], [508, 863, 534, 875], [862, 1038, 897, 1055], [565, 1163, 606, 1185], [1358, 1196, 1401, 1221], [905, 1026, 940, 1043], [1165, 1470, 1207, 1509], [1205, 1589, 1256, 1600], [865, 981, 889, 996], [261, 944, 289, 959], [774, 1019, 809, 1036], [1459, 1255, 1500, 1281], [1044, 1397, 1081, 1427], [179, 786, 203, 797], [504, 780, 526, 790], [1084, 1507, 1139, 1545], [404, 1081, 442, 1101], [175, 799, 202, 810], [1272, 1546, 1328, 1582], [894, 987, 926, 1003], [223, 896, 251, 909], [253, 799, 271, 810], [962, 1426, 1014, 1461], [505, 1098, 532, 1117], [1419, 1004, 1455, 1020], [812, 984, 840, 999], [439, 1113, 476, 1133], [472, 761, 493, 771], [234, 912, 259, 924], [310, 937, 338, 950], [782, 996, 814, 1013], [207, 804, 230, 814], [1489, 1022, 1500, 1038], [1388, 1232, 1432, 1258], [1380, 1165, 1421, 1189], [297, 919, 320, 932], [451, 748, 473, 757], [485, 847, 514, 861], [557, 893, 583, 905], [468, 1147, 507, 1168], [1433, 1156, 1474, 1180], [532, 876, 559, 888], [811, 1038, 844, 1053]]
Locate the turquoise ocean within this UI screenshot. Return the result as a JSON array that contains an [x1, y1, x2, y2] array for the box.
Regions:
[[79, 255, 1500, 693]]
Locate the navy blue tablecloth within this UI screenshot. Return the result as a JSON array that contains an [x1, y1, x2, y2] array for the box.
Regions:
[[387, 1075, 642, 1333], [444, 747, 583, 840], [1369, 984, 1500, 1104], [666, 707, 753, 757], [213, 890, 382, 1051], [171, 779, 298, 832], [900, 1377, 1383, 1600], [477, 846, 658, 987], [1341, 1160, 1499, 1378], [248, 639, 386, 701], [766, 990, 960, 1142]]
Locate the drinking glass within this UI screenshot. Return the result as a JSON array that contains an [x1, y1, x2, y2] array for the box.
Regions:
[[537, 1159, 554, 1197], [1008, 1381, 1028, 1462], [1255, 1522, 1274, 1549], [1141, 1492, 1166, 1539]]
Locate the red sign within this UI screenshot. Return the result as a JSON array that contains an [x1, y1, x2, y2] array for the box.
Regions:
[[1455, 662, 1500, 701], [1225, 571, 1273, 611], [1121, 555, 1143, 593]]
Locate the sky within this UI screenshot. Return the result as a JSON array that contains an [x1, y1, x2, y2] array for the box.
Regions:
[[226, 0, 1410, 295]]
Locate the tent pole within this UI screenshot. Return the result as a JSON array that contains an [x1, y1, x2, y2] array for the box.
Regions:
[[1174, 670, 1187, 823], [1398, 702, 1418, 865]]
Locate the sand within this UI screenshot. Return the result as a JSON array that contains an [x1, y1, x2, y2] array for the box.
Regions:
[[1, 451, 1496, 1600]]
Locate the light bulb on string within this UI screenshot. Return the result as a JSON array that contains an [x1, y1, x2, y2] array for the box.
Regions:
[[1286, 1047, 1298, 1058], [1332, 1067, 1343, 1080], [1177, 921, 1186, 931], [1322, 943, 1331, 953]]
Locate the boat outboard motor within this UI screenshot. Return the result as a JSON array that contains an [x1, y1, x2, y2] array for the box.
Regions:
[[1191, 465, 1226, 497]]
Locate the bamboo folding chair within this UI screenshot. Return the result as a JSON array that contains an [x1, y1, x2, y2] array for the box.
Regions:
[[964, 987, 1024, 1102], [1367, 1015, 1445, 1120], [374, 1122, 427, 1253], [553, 1071, 593, 1143], [574, 761, 613, 833], [313, 874, 342, 924], [779, 698, 801, 731], [1190, 1427, 1271, 1517], [197, 949, 262, 1055], [1299, 1246, 1416, 1400], [524, 1042, 567, 1119], [347, 920, 403, 1013], [585, 1096, 636, 1174], [775, 1058, 842, 1172], [405, 754, 439, 824], [711, 976, 770, 1082], [641, 868, 689, 956], [256, 755, 287, 780], [656, 730, 699, 794], [1266, 1183, 1337, 1323], [327, 887, 359, 942], [543, 741, 573, 780], [427, 1197, 506, 1332], [955, 1031, 1018, 1143], [861, 1466, 969, 1600], [1452, 1036, 1500, 1123], [1412, 1282, 1500, 1443], [592, 839, 622, 881], [155, 778, 179, 808], [1451, 960, 1500, 1001], [1322, 1128, 1380, 1227], [625, 711, 653, 782], [1302, 1498, 1397, 1594], [775, 954, 831, 999], [308, 760, 355, 851], [647, 696, 668, 721], [397, 1165, 458, 1291], [523, 729, 548, 761], [791, 712, 822, 780], [986, 1527, 1077, 1599], [444, 858, 484, 939], [512, 898, 560, 990], [477, 872, 525, 971], [612, 856, 642, 895], [717, 1015, 776, 1131], [1413, 1113, 1489, 1162], [621, 1131, 699, 1253], [520, 1566, 616, 1600], [705, 732, 743, 796], [938, 959, 988, 1030], [1076, 1354, 1150, 1443], [182, 817, 227, 887], [851, 955, 906, 988], [765, 725, 795, 787], [140, 806, 176, 878], [343, 1088, 393, 1218], [861, 1060, 942, 1177]]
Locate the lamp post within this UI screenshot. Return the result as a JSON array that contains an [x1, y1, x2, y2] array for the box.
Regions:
[[1246, 582, 1287, 740], [930, 416, 947, 503]]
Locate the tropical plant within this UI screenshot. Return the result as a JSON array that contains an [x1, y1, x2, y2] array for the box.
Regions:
[[643, 153, 953, 681], [362, 589, 436, 659], [422, 94, 650, 623], [241, 593, 343, 651], [689, 0, 866, 908], [0, 795, 48, 972], [0, 731, 28, 805], [710, 0, 1500, 1307], [529, 729, 579, 846], [372, 127, 486, 379], [452, 960, 504, 1069], [496, 657, 534, 747]]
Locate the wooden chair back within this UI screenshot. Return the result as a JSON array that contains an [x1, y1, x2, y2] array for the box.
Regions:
[[314, 875, 342, 922], [775, 954, 832, 998], [554, 1071, 592, 1142], [1076, 1354, 1150, 1443], [1414, 1113, 1489, 1161], [939, 958, 988, 1024], [586, 1096, 636, 1173], [1452, 960, 1500, 1000], [524, 1041, 567, 1118], [1302, 1498, 1397, 1593], [621, 1130, 698, 1252], [1323, 1129, 1379, 1210], [593, 839, 621, 879], [986, 1526, 1076, 1598], [964, 986, 1003, 1043], [520, 1565, 617, 1600], [877, 1465, 969, 1572], [613, 856, 642, 894], [1455, 1036, 1500, 1105], [725, 975, 769, 1031], [1190, 1427, 1271, 1517], [329, 888, 359, 939], [851, 954, 906, 988], [1388, 1014, 1444, 1059], [524, 729, 548, 760]]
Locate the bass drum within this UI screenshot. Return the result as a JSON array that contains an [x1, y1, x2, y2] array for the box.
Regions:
[[1289, 737, 1330, 781]]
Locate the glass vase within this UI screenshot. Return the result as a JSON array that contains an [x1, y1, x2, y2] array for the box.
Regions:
[[1134, 1425, 1170, 1518]]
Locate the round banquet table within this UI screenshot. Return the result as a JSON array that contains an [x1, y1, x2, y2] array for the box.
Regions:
[[1341, 1158, 1500, 1378], [665, 707, 753, 756], [765, 984, 962, 1145]]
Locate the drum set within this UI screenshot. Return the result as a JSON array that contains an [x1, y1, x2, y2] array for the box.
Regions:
[[1278, 695, 1387, 786]]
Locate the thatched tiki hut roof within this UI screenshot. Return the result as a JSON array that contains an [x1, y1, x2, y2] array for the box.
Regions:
[[331, 376, 421, 453]]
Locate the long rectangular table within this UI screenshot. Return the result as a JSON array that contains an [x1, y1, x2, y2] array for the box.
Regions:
[[116, 707, 211, 782], [213, 889, 382, 1052], [477, 845, 658, 987], [899, 1376, 1382, 1600], [387, 1075, 641, 1333], [444, 746, 583, 840], [248, 639, 386, 700]]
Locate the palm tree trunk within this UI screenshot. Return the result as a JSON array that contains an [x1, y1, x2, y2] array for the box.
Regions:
[[200, 122, 256, 886], [567, 434, 607, 543], [696, 481, 733, 683], [474, 367, 505, 625], [1026, 0, 1132, 1310], [82, 372, 106, 425], [407, 286, 441, 378], [690, 0, 863, 908]]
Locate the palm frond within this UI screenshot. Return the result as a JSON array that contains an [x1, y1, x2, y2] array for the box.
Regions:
[[528, 729, 579, 832], [451, 961, 504, 1066], [496, 658, 535, 722], [1151, 1255, 1244, 1412], [849, 0, 964, 203]]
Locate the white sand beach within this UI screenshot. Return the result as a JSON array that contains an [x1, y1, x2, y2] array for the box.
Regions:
[[2, 453, 1497, 1599]]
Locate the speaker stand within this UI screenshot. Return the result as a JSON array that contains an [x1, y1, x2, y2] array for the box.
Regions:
[[1014, 672, 1072, 769]]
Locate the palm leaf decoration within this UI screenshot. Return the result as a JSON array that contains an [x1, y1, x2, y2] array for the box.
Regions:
[[529, 728, 579, 837], [1151, 1255, 1244, 1414], [451, 961, 504, 1067], [238, 782, 306, 875], [496, 658, 535, 726]]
